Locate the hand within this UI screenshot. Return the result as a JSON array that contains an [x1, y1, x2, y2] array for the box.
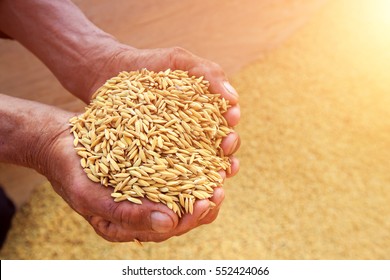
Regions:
[[1, 94, 232, 242], [45, 117, 224, 242], [43, 108, 232, 242], [44, 46, 241, 242], [0, 0, 240, 243], [62, 44, 241, 175]]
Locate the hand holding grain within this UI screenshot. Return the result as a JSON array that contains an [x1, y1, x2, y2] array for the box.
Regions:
[[0, 47, 240, 243], [0, 0, 240, 243], [52, 42, 241, 178], [49, 47, 240, 242], [70, 45, 241, 177], [71, 69, 232, 217]]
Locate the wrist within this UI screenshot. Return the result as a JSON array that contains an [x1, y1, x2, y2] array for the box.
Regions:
[[63, 40, 137, 102], [0, 0, 135, 103], [0, 94, 72, 175]]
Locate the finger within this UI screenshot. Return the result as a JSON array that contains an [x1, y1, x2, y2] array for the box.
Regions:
[[170, 48, 239, 105], [220, 131, 240, 156], [126, 199, 213, 242], [66, 156, 177, 235], [86, 185, 227, 242], [155, 188, 225, 240], [193, 63, 239, 106], [88, 216, 120, 242], [210, 187, 225, 208], [83, 186, 179, 234], [87, 188, 225, 243], [88, 214, 177, 243], [198, 187, 225, 225], [170, 199, 212, 236], [226, 156, 240, 178], [223, 104, 240, 127], [218, 170, 226, 183]]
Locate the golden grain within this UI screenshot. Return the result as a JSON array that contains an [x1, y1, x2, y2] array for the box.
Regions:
[[87, 173, 100, 183], [127, 196, 143, 204], [69, 69, 232, 216]]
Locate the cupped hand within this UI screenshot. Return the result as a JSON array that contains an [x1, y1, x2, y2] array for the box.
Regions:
[[66, 44, 241, 176], [43, 109, 228, 242], [50, 44, 241, 242], [112, 47, 241, 178], [1, 0, 240, 243]]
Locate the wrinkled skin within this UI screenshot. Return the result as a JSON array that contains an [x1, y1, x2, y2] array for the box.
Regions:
[[39, 45, 241, 242]]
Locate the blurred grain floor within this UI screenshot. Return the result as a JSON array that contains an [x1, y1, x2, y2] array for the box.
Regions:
[[4, 0, 390, 260], [0, 0, 325, 208]]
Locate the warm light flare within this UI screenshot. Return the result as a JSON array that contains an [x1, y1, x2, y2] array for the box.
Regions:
[[338, 0, 390, 73], [370, 0, 390, 26], [359, 0, 390, 29]]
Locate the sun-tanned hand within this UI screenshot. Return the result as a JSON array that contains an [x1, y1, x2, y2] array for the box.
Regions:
[[46, 45, 241, 241], [0, 0, 240, 242]]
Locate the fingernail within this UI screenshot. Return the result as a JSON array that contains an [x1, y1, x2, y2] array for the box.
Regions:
[[229, 137, 239, 155], [198, 208, 211, 221], [151, 211, 174, 233], [223, 81, 239, 99]]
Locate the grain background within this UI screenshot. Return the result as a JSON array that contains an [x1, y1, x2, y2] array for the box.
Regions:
[[1, 0, 390, 259]]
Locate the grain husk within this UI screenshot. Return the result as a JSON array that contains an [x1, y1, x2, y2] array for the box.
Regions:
[[69, 69, 232, 216]]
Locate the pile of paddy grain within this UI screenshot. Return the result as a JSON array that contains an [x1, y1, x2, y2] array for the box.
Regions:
[[69, 69, 231, 216]]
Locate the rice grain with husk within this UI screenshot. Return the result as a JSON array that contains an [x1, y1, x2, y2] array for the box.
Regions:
[[69, 69, 232, 217]]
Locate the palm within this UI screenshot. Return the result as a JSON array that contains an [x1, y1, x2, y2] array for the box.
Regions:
[[47, 46, 239, 242], [87, 47, 229, 104], [47, 119, 223, 242]]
